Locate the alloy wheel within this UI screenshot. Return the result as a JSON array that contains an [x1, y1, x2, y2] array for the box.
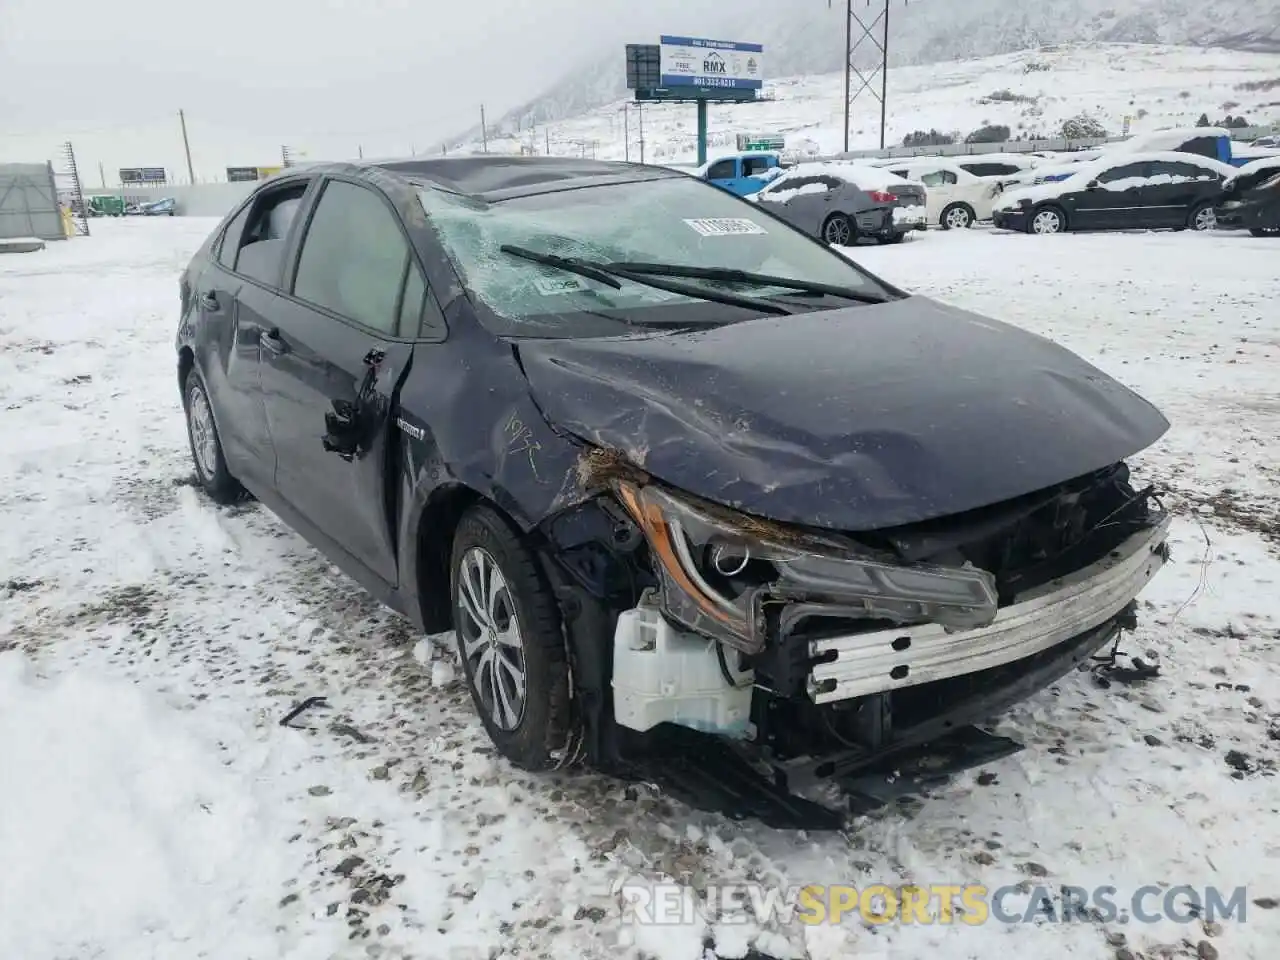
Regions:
[[823, 216, 852, 246], [457, 546, 528, 731], [944, 206, 972, 229], [1192, 206, 1216, 231], [1032, 209, 1063, 234], [187, 384, 218, 480]]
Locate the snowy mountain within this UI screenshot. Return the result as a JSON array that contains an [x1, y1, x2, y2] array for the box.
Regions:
[[461, 0, 1280, 142]]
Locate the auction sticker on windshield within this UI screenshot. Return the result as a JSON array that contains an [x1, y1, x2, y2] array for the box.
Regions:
[[532, 274, 589, 295], [683, 218, 768, 236]]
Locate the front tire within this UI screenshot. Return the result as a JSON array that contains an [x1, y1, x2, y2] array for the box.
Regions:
[[183, 367, 244, 504], [450, 504, 569, 771], [1188, 202, 1216, 232], [1028, 205, 1066, 235], [940, 203, 975, 230]]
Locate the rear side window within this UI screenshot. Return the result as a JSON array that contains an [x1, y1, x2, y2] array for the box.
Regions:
[[706, 160, 737, 179], [292, 180, 410, 336], [1156, 161, 1218, 181], [221, 181, 310, 287], [217, 205, 251, 269]]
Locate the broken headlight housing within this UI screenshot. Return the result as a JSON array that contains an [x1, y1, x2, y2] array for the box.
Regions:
[[615, 480, 999, 654]]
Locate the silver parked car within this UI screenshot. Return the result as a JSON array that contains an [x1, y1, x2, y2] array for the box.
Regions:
[[755, 163, 927, 245]]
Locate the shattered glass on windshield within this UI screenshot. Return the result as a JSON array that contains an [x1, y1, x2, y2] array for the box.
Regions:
[[415, 177, 885, 327]]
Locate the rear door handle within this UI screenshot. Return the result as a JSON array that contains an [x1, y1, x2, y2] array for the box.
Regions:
[[261, 328, 287, 355], [199, 292, 220, 311]]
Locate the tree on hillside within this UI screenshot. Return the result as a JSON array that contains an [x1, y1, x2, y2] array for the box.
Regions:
[[902, 129, 955, 147], [965, 124, 1011, 144], [1061, 114, 1108, 138]]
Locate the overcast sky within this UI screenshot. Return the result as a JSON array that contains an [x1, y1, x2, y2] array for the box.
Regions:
[[0, 0, 757, 180]]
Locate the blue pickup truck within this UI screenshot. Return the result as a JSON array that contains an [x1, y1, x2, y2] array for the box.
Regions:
[[697, 152, 790, 196]]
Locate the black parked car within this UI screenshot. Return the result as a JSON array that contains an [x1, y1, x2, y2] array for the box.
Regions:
[[177, 157, 1171, 827], [992, 151, 1235, 234], [1214, 159, 1280, 237]]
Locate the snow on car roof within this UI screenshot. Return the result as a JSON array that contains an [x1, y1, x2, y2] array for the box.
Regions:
[[762, 161, 913, 192], [1110, 127, 1232, 153], [993, 151, 1237, 210]]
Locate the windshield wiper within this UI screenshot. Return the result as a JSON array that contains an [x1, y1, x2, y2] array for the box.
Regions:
[[500, 244, 623, 289], [500, 244, 793, 316], [605, 262, 891, 304]]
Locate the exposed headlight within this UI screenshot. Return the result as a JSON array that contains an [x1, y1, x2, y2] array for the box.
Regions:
[[614, 480, 999, 654]]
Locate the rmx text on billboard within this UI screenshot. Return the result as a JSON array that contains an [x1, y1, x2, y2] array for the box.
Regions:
[[658, 36, 764, 90]]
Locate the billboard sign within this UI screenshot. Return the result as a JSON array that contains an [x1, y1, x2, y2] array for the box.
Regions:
[[119, 167, 167, 184], [659, 36, 763, 90], [226, 165, 285, 182]]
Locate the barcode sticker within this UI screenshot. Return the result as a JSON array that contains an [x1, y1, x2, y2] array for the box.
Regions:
[[682, 218, 768, 237]]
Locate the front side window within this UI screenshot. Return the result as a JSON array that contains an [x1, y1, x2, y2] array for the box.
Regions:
[[417, 175, 893, 336], [293, 180, 410, 336], [706, 160, 737, 179]]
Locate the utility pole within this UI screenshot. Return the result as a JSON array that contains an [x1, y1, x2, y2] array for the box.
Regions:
[[98, 161, 106, 188], [545, 128, 550, 155], [480, 105, 488, 153], [623, 105, 630, 162], [638, 103, 645, 164], [358, 144, 364, 159], [178, 108, 195, 184]]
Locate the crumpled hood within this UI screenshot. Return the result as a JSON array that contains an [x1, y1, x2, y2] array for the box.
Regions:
[[515, 297, 1169, 532]]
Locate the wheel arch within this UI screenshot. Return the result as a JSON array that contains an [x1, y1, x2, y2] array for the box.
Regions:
[[177, 345, 195, 398], [940, 200, 976, 227]]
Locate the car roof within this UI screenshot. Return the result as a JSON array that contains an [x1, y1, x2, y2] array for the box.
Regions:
[[373, 156, 682, 200], [270, 156, 684, 202]]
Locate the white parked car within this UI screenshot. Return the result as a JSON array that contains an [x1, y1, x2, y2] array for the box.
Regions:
[[876, 157, 1004, 229]]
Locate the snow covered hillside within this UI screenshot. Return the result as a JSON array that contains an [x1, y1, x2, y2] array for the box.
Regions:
[[464, 0, 1280, 142], [2, 219, 1279, 960], [465, 43, 1280, 164]]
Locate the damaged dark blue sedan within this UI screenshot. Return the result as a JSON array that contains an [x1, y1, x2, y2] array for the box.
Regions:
[[176, 157, 1172, 828]]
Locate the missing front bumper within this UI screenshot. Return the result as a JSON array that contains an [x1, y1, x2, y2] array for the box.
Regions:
[[806, 516, 1171, 704]]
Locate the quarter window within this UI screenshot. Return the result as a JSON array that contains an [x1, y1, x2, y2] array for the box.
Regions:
[[293, 180, 410, 336]]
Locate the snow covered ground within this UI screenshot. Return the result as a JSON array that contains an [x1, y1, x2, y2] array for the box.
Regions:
[[2, 218, 1279, 960], [471, 43, 1280, 166]]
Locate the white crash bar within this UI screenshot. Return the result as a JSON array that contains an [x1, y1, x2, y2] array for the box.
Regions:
[[807, 516, 1171, 704]]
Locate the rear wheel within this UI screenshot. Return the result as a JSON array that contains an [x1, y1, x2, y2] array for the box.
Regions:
[[1188, 202, 1216, 231], [1029, 205, 1066, 235], [821, 214, 854, 246], [183, 367, 244, 504], [940, 203, 975, 230], [450, 504, 570, 770]]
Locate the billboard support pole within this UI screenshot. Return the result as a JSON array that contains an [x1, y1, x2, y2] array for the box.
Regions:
[[696, 100, 708, 166]]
